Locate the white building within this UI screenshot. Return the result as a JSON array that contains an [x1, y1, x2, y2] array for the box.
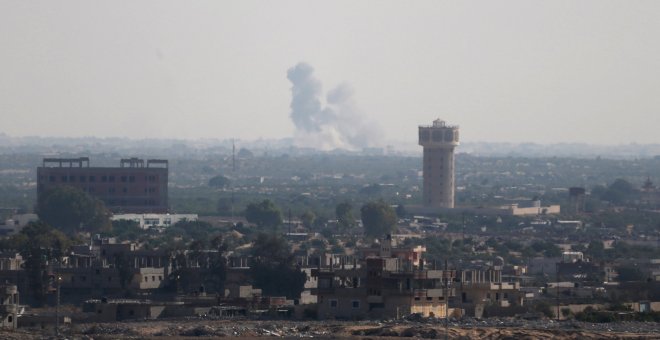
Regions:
[[111, 213, 198, 229]]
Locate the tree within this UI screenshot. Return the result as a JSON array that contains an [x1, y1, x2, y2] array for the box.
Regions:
[[616, 266, 645, 282], [209, 175, 231, 188], [15, 221, 71, 306], [335, 202, 355, 232], [251, 232, 291, 263], [107, 219, 141, 241], [237, 148, 254, 158], [245, 199, 283, 230], [300, 210, 316, 229], [250, 233, 306, 299], [37, 186, 111, 235], [113, 252, 133, 289], [595, 179, 635, 205], [360, 184, 382, 196], [360, 200, 397, 239], [395, 204, 407, 218], [586, 240, 605, 259]]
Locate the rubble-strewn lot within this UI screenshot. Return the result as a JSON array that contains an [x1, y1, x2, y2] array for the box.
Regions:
[[4, 317, 660, 339]]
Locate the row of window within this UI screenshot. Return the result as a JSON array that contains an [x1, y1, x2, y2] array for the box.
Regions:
[[70, 274, 164, 283], [419, 129, 459, 143], [77, 187, 159, 195], [144, 275, 163, 282], [414, 296, 444, 301], [329, 299, 360, 309], [106, 199, 160, 206], [47, 174, 158, 183]]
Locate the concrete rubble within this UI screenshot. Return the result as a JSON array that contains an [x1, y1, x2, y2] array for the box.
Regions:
[[2, 316, 655, 339]]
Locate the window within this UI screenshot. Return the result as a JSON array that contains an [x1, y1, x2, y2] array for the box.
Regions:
[[152, 276, 156, 281], [330, 300, 338, 308], [61, 176, 68, 182], [81, 276, 87, 282], [89, 175, 96, 182], [109, 176, 115, 182], [352, 300, 360, 309], [144, 276, 148, 282], [49, 175, 56, 182], [129, 175, 135, 183], [80, 175, 86, 182], [121, 176, 127, 182], [158, 276, 162, 281], [101, 176, 107, 182]]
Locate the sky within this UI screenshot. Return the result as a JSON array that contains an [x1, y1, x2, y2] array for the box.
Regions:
[[1, 1, 659, 148]]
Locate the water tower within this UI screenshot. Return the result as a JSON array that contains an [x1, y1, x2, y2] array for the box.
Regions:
[[419, 119, 459, 208]]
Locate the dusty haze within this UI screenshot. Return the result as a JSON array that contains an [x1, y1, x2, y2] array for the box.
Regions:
[[1, 1, 659, 146]]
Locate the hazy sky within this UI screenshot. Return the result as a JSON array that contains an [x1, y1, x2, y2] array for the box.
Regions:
[[1, 1, 659, 146]]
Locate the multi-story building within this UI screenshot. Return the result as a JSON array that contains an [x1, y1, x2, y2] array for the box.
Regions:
[[454, 266, 524, 318], [312, 237, 456, 319], [0, 284, 19, 329], [419, 119, 459, 208], [37, 157, 168, 213], [53, 237, 170, 299]]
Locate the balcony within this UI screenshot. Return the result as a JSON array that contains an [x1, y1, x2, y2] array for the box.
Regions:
[[367, 295, 383, 303], [413, 288, 455, 298]]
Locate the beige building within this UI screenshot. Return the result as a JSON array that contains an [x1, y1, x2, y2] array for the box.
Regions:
[[313, 237, 456, 319]]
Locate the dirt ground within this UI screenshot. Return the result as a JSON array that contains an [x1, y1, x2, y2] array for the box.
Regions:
[[4, 318, 659, 339]]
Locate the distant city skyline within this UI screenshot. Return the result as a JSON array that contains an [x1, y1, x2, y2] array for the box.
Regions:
[[2, 1, 659, 146]]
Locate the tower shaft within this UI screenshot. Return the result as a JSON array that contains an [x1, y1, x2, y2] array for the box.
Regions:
[[419, 119, 459, 209]]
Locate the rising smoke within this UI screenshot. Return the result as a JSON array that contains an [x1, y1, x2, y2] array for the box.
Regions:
[[287, 62, 381, 150]]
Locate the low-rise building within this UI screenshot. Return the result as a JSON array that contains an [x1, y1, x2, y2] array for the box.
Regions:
[[111, 213, 198, 229]]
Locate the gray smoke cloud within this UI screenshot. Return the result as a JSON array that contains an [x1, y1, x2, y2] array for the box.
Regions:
[[287, 62, 381, 150]]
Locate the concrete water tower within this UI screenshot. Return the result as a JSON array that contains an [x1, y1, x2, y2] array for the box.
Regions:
[[419, 119, 459, 208]]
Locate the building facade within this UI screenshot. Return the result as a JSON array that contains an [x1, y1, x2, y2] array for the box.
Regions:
[[0, 284, 19, 329], [312, 238, 456, 319], [419, 119, 459, 208], [37, 157, 168, 213]]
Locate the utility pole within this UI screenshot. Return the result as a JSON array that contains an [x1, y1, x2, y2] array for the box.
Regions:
[[556, 262, 560, 321], [55, 265, 61, 336], [288, 208, 292, 234], [445, 259, 449, 340], [231, 139, 236, 224]]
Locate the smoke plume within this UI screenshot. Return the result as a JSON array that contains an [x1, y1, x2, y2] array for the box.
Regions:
[[287, 62, 381, 150]]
